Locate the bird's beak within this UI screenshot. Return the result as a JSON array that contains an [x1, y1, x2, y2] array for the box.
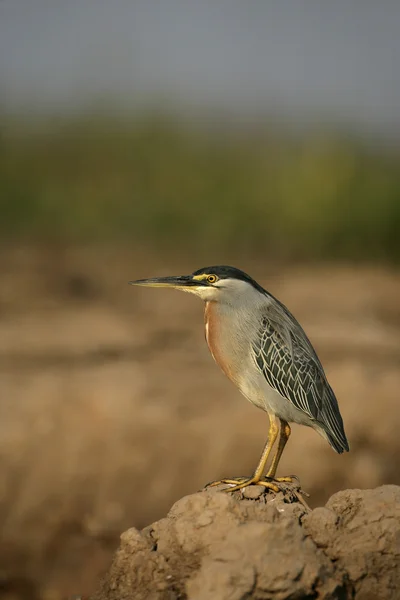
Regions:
[[128, 275, 208, 290]]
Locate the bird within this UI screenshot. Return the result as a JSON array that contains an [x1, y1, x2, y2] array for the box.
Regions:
[[129, 265, 349, 493]]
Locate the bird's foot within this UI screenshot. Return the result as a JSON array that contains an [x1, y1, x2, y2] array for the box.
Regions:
[[206, 476, 280, 494], [206, 474, 309, 499], [205, 475, 311, 509]]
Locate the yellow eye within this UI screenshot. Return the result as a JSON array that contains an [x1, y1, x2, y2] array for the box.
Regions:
[[207, 274, 217, 284]]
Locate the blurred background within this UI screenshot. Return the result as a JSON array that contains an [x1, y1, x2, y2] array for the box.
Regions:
[[0, 1, 400, 598]]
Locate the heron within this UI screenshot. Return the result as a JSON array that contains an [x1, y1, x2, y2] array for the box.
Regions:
[[129, 265, 349, 493]]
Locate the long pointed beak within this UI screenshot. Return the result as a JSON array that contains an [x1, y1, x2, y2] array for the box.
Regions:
[[128, 275, 207, 289]]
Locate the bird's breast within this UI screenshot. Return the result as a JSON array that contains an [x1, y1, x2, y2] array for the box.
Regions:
[[204, 301, 241, 385]]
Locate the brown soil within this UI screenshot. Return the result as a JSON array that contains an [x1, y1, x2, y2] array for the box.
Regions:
[[0, 245, 399, 599], [93, 484, 400, 600]]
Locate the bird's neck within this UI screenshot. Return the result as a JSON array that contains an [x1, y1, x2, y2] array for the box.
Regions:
[[204, 300, 249, 387], [204, 300, 215, 337]]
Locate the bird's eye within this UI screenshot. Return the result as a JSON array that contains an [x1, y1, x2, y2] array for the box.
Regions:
[[207, 274, 217, 284]]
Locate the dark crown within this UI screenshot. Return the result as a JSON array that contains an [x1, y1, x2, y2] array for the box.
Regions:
[[192, 265, 265, 293]]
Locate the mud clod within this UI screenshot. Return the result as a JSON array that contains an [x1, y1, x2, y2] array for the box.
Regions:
[[92, 484, 400, 600]]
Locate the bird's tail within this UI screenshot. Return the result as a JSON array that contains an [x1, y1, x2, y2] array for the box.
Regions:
[[325, 429, 349, 454], [318, 386, 349, 454]]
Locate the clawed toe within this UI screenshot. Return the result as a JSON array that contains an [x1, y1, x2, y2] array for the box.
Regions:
[[271, 474, 300, 484], [206, 477, 247, 488]]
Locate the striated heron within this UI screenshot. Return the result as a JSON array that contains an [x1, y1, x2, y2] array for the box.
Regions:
[[129, 266, 349, 493]]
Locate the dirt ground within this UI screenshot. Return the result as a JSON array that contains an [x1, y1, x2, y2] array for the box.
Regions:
[[0, 244, 399, 599], [94, 485, 400, 600]]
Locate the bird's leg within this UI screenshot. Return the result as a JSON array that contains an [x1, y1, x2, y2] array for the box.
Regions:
[[265, 419, 294, 483], [208, 415, 280, 493]]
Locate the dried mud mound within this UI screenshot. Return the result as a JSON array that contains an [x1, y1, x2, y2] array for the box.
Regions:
[[92, 484, 400, 600]]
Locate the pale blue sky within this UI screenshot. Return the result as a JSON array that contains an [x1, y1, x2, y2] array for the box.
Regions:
[[0, 1, 399, 137]]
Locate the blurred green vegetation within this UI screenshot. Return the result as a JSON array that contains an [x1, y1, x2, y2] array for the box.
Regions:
[[0, 114, 399, 262]]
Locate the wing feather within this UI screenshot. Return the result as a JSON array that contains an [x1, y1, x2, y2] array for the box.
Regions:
[[251, 295, 349, 453]]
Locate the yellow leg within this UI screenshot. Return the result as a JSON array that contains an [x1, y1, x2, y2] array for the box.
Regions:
[[251, 415, 280, 480], [208, 415, 280, 493], [266, 419, 293, 482]]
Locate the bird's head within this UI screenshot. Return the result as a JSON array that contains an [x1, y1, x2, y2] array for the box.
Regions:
[[129, 265, 265, 304]]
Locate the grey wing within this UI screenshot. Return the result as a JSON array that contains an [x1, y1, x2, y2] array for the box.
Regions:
[[251, 296, 349, 453]]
